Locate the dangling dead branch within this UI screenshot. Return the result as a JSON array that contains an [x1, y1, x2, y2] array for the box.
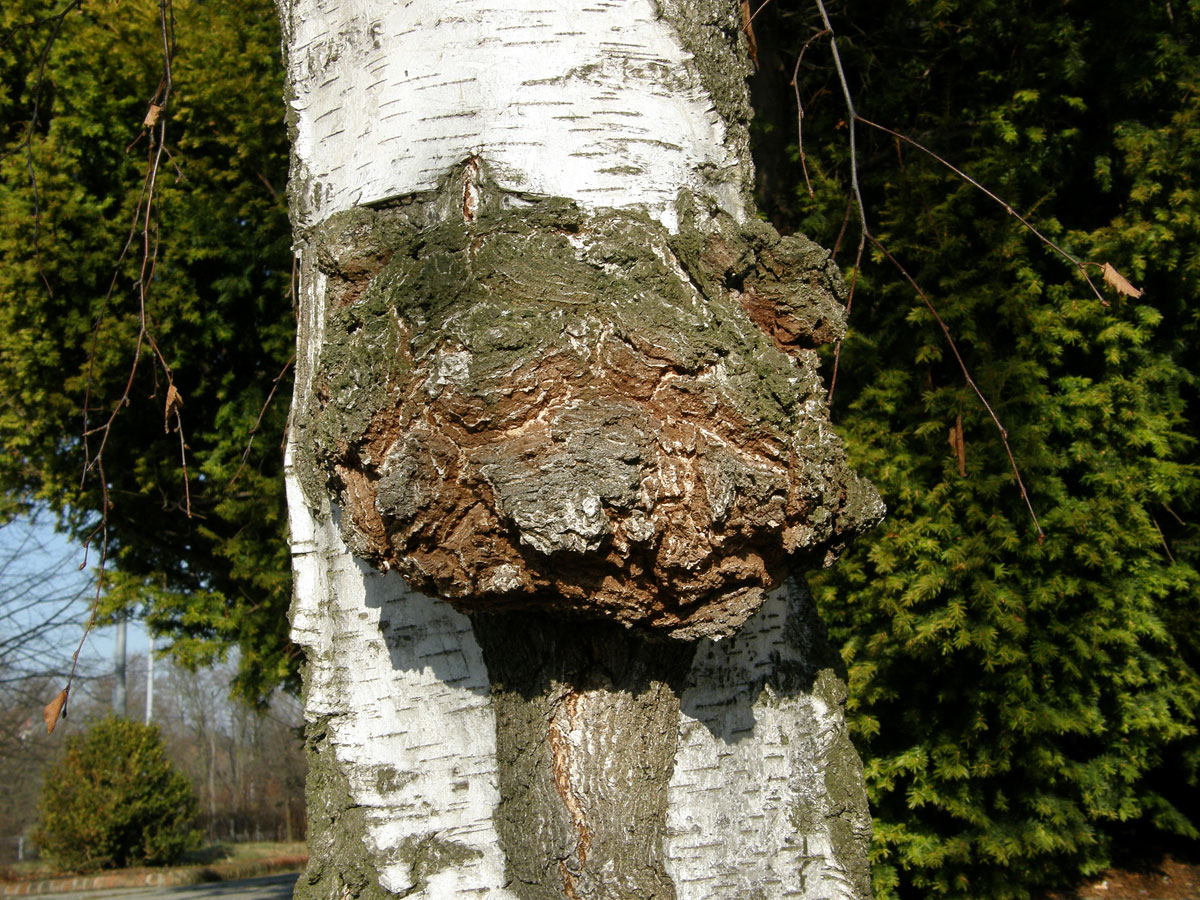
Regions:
[[42, 0, 183, 732], [853, 114, 1124, 308], [808, 0, 1070, 541]]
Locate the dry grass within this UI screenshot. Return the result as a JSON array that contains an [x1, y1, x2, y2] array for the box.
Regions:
[[0, 841, 307, 884]]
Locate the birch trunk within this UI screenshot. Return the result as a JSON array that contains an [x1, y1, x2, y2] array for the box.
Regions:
[[278, 2, 884, 898]]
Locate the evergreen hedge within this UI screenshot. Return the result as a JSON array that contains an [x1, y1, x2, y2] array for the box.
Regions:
[[759, 0, 1200, 896]]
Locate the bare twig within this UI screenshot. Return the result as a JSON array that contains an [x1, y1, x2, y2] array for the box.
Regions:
[[47, 0, 181, 726], [869, 236, 1045, 541], [831, 194, 855, 259], [813, 0, 867, 233], [1152, 516, 1176, 564], [827, 198, 862, 402], [227, 354, 296, 490], [809, 0, 1044, 539], [61, 524, 108, 723], [827, 231, 864, 403], [82, 4, 183, 508], [853, 114, 1110, 307], [1162, 503, 1186, 527], [789, 27, 830, 199], [256, 170, 281, 201]]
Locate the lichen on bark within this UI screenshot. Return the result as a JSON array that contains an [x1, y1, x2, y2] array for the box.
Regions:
[[666, 578, 873, 899], [290, 160, 882, 640], [654, 0, 758, 208]]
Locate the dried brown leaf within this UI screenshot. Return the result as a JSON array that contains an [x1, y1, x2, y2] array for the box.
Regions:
[[144, 103, 163, 128], [949, 415, 966, 477], [1102, 262, 1143, 299], [164, 383, 183, 433], [740, 0, 760, 69], [43, 689, 68, 734]]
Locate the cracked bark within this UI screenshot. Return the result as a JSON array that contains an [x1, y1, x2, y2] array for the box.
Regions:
[[472, 614, 694, 900]]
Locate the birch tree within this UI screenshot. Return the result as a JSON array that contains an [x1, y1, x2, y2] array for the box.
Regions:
[[278, 2, 884, 897]]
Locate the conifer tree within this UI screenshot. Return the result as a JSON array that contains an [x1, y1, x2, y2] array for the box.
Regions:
[[0, 0, 294, 701], [755, 1, 1200, 896]]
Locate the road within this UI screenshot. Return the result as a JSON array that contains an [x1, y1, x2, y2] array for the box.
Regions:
[[33, 874, 300, 900]]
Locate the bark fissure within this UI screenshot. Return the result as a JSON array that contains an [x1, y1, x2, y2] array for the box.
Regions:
[[548, 690, 590, 881], [472, 614, 694, 900]]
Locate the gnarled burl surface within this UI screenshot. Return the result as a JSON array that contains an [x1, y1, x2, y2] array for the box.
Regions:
[[292, 163, 882, 640]]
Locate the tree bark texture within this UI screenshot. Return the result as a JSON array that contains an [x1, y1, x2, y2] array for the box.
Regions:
[[279, 2, 883, 898]]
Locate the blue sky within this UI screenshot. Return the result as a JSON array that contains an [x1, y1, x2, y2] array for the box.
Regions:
[[1, 513, 149, 684]]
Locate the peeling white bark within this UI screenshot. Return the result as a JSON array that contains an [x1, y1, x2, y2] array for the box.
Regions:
[[288, 468, 516, 898], [666, 582, 867, 900]]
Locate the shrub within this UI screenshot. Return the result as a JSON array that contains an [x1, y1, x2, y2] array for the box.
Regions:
[[35, 717, 198, 872]]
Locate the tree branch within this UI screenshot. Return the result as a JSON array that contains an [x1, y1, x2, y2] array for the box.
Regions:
[[808, 0, 1044, 540]]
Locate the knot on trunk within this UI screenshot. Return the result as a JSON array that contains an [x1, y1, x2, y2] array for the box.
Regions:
[[295, 164, 883, 639]]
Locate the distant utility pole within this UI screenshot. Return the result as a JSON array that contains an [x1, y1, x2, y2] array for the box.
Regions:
[[145, 642, 154, 724], [113, 610, 127, 717]]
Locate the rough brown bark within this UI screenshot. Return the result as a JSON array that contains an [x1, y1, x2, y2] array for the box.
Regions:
[[293, 163, 881, 640], [472, 615, 695, 899]]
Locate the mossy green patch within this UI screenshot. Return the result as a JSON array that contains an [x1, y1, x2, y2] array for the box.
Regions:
[[297, 718, 391, 900], [296, 164, 835, 512]]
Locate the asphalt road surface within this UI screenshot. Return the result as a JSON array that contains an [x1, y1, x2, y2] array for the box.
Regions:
[[37, 874, 300, 900]]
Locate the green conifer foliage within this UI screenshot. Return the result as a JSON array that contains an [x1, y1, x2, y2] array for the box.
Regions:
[[759, 1, 1200, 896], [35, 716, 199, 872], [0, 0, 295, 701]]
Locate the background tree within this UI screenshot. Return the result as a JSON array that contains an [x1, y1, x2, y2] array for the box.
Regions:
[[0, 518, 93, 695], [0, 0, 295, 703], [157, 657, 306, 843], [34, 716, 198, 872], [0, 517, 93, 859], [4, 650, 305, 865]]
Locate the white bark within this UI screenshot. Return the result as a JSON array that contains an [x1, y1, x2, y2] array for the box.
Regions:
[[279, 0, 745, 231], [288, 466, 513, 897], [667, 584, 869, 900]]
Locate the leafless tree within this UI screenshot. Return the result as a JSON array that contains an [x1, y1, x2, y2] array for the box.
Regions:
[[0, 515, 97, 861], [157, 657, 305, 843]]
